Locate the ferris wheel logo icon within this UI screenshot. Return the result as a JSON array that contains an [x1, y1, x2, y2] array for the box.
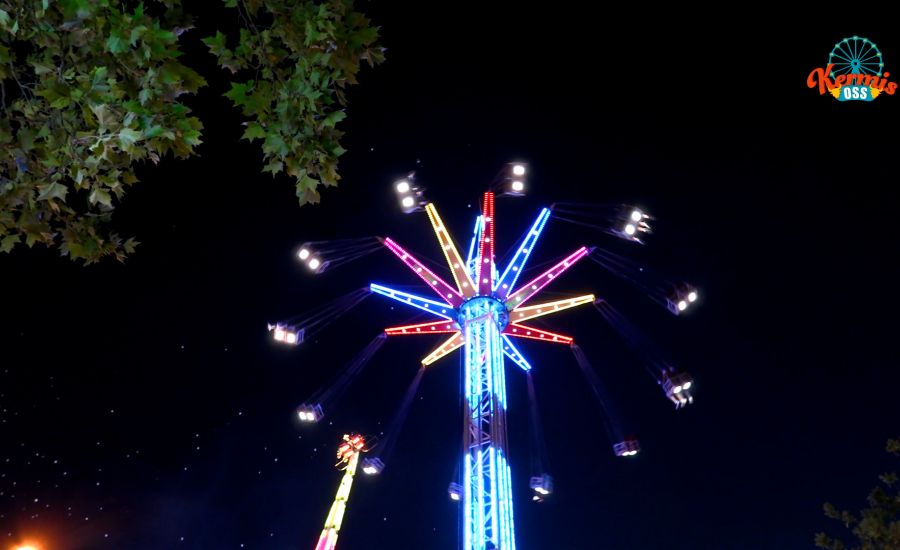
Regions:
[[807, 36, 897, 101]]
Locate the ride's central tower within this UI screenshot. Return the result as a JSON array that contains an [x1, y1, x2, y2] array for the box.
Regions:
[[460, 297, 514, 550], [369, 189, 593, 550]]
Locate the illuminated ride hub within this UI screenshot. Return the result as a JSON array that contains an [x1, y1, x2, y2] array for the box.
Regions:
[[315, 434, 368, 550], [371, 192, 594, 549], [613, 436, 641, 457], [661, 370, 694, 408]]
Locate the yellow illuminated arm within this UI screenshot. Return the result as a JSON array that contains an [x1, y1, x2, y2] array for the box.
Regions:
[[425, 203, 477, 297], [510, 294, 595, 324], [422, 332, 465, 366]]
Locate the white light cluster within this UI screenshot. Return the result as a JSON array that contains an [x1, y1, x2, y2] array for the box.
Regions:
[[394, 175, 425, 213], [505, 162, 527, 196], [448, 482, 463, 501], [662, 371, 695, 409], [667, 286, 699, 315], [297, 245, 327, 273], [613, 438, 641, 457], [618, 207, 651, 243], [362, 457, 385, 475], [271, 323, 303, 345], [296, 403, 324, 423], [528, 474, 553, 501]]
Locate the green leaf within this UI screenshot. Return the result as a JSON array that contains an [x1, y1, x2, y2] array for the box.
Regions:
[[106, 34, 129, 54], [182, 129, 202, 146], [241, 122, 265, 141], [154, 29, 176, 44], [262, 159, 283, 174], [224, 81, 251, 107], [37, 183, 68, 201], [50, 95, 71, 109], [118, 128, 142, 148], [32, 61, 54, 75], [202, 31, 228, 56], [90, 104, 111, 128], [89, 188, 112, 207], [144, 125, 165, 138], [0, 234, 20, 253], [323, 110, 346, 128], [123, 238, 139, 254], [129, 25, 148, 46], [263, 133, 289, 157]]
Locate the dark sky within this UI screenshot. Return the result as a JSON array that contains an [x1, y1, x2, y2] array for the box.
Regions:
[[3, 5, 900, 550]]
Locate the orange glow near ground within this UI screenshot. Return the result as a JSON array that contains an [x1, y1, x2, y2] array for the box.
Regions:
[[13, 544, 41, 550]]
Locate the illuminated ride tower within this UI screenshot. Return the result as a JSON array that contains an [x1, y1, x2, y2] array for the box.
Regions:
[[315, 434, 368, 550], [371, 192, 594, 550]]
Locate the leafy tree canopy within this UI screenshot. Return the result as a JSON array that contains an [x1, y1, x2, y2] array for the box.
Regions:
[[816, 438, 900, 550], [0, 0, 383, 262]]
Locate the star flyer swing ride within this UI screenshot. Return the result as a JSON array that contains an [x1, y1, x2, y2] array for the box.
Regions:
[[274, 163, 701, 550]]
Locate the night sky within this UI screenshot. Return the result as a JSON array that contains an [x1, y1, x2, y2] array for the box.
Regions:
[[3, 6, 900, 550]]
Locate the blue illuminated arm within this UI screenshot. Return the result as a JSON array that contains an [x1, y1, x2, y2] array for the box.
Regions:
[[494, 208, 551, 299], [369, 283, 456, 320], [501, 334, 532, 372], [466, 215, 482, 281]]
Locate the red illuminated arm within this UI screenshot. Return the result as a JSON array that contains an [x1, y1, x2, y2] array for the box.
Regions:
[[505, 246, 591, 310], [383, 237, 464, 307], [503, 324, 573, 345], [385, 320, 460, 336], [476, 192, 496, 296]]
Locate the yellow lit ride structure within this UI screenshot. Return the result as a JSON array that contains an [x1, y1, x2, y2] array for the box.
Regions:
[[315, 434, 368, 550]]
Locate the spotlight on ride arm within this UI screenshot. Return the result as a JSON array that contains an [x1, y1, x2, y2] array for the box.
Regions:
[[448, 482, 463, 501], [394, 174, 426, 213], [615, 206, 651, 243], [661, 370, 695, 408], [529, 474, 553, 502], [271, 323, 304, 345], [296, 403, 324, 423], [613, 436, 641, 457], [666, 285, 699, 315], [361, 457, 385, 475]]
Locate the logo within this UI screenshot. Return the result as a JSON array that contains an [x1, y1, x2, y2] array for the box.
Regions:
[[807, 36, 896, 101]]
